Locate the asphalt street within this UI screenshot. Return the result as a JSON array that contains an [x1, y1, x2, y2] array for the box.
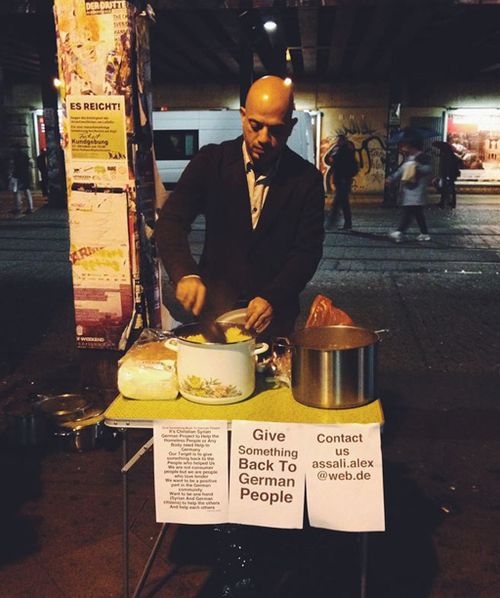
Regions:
[[0, 192, 499, 597]]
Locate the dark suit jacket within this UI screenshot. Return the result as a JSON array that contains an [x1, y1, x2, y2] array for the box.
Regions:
[[155, 136, 325, 328]]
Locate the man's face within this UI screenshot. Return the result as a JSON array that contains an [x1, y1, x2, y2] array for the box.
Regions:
[[399, 142, 411, 156], [240, 106, 295, 170]]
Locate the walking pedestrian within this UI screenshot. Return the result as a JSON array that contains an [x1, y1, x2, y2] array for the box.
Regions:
[[432, 140, 461, 209], [11, 145, 33, 214], [386, 128, 432, 243], [325, 134, 358, 231]]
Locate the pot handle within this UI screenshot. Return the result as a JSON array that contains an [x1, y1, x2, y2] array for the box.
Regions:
[[164, 338, 179, 352], [253, 342, 269, 356]]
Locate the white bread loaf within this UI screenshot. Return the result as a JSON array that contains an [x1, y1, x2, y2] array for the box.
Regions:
[[118, 340, 178, 400]]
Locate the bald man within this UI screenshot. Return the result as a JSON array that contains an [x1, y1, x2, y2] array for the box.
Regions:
[[156, 76, 325, 339]]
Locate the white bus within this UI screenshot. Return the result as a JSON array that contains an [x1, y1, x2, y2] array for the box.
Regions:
[[153, 109, 320, 189]]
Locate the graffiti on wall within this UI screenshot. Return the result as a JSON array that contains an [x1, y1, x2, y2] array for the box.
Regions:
[[320, 116, 387, 193]]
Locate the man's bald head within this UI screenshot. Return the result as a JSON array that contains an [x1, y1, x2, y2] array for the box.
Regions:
[[245, 76, 295, 122], [240, 76, 297, 170]]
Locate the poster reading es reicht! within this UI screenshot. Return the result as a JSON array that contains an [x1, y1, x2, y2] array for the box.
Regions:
[[67, 95, 129, 185]]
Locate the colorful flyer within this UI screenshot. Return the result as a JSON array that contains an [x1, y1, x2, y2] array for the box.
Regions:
[[68, 189, 133, 348], [228, 421, 305, 529], [154, 420, 229, 524]]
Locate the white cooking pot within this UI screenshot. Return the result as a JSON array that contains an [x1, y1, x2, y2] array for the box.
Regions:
[[165, 323, 268, 405]]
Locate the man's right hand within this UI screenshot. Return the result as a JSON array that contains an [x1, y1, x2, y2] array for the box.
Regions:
[[176, 276, 206, 316]]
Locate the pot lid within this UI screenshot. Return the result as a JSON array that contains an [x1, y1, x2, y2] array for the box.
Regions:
[[216, 308, 247, 326], [56, 406, 105, 430], [35, 393, 93, 422]]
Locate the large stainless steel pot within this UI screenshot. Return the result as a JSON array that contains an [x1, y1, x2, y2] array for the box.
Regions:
[[53, 406, 105, 452], [290, 325, 382, 409]]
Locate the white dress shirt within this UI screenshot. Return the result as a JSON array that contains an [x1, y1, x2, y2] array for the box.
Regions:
[[242, 142, 279, 229]]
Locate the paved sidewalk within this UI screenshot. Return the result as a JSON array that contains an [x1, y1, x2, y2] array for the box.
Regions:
[[0, 197, 499, 597]]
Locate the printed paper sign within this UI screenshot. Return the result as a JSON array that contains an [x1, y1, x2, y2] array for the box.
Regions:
[[153, 421, 228, 524], [305, 423, 385, 532], [66, 95, 129, 184], [228, 421, 305, 529]]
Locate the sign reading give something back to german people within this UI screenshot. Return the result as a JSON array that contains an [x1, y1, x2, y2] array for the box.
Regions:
[[66, 95, 128, 185], [228, 421, 305, 528], [304, 423, 385, 532]]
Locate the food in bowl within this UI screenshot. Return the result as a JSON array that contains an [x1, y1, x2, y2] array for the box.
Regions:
[[183, 326, 251, 344]]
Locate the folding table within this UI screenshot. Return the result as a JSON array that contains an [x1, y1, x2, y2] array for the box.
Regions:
[[105, 384, 384, 598]]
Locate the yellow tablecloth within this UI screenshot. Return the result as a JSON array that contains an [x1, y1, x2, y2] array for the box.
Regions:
[[104, 386, 384, 428]]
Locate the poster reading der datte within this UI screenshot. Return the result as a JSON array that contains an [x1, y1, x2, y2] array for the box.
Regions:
[[304, 423, 385, 532], [228, 421, 305, 529], [66, 95, 129, 185], [153, 421, 229, 524]]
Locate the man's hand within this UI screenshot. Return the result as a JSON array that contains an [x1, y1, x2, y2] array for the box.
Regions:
[[176, 276, 206, 316], [245, 297, 273, 334]]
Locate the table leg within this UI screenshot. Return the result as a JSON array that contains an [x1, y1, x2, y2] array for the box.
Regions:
[[360, 532, 368, 598], [132, 523, 169, 598], [122, 429, 129, 598], [119, 435, 156, 598]]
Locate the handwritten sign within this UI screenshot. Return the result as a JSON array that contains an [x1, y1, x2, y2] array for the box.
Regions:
[[153, 420, 228, 524], [228, 421, 305, 528], [304, 423, 385, 532]]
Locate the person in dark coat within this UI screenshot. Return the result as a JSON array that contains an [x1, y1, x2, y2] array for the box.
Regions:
[[325, 134, 358, 231], [155, 75, 325, 341], [432, 140, 461, 209], [36, 148, 48, 197], [11, 145, 33, 214], [156, 75, 325, 598]]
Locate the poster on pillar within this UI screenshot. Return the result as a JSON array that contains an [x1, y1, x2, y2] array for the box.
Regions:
[[54, 0, 160, 344], [54, 0, 133, 123], [320, 108, 387, 194], [69, 189, 133, 349], [66, 95, 129, 186]]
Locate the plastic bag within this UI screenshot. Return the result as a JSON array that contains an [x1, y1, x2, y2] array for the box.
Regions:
[[118, 329, 178, 400], [305, 295, 354, 328]]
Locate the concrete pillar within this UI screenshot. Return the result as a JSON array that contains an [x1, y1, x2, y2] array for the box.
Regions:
[[53, 0, 160, 350], [383, 60, 403, 207]]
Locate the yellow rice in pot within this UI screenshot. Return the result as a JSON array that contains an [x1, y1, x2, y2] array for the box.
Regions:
[[183, 326, 251, 344]]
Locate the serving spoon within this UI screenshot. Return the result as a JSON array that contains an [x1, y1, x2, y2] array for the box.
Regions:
[[198, 307, 227, 343]]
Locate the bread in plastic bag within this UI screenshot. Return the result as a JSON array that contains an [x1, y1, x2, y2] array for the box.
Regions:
[[118, 329, 178, 400]]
